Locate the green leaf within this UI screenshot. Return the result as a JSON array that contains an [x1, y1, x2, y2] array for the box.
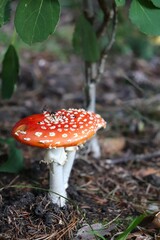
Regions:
[[92, 231, 106, 240], [115, 214, 146, 240], [1, 44, 19, 99], [0, 138, 24, 173], [151, 0, 160, 8], [115, 0, 126, 7], [129, 0, 160, 36], [14, 0, 60, 45], [0, 0, 9, 27], [72, 15, 100, 62], [3, 0, 11, 23]]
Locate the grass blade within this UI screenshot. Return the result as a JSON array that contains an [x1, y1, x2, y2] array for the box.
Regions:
[[116, 214, 146, 240]]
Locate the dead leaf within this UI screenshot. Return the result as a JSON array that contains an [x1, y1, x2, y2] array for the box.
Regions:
[[74, 223, 115, 240], [127, 231, 153, 239], [133, 168, 159, 178], [152, 212, 160, 229], [100, 137, 126, 155]]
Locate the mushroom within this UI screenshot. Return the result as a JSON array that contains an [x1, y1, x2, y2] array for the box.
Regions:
[[12, 108, 106, 207]]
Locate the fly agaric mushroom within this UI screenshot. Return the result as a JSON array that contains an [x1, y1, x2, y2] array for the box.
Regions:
[[12, 108, 106, 207]]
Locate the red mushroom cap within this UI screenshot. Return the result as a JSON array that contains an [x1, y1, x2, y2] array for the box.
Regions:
[[12, 108, 106, 148]]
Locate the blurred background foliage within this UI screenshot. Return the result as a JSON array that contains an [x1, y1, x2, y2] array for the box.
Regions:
[[112, 8, 160, 59], [0, 0, 159, 64]]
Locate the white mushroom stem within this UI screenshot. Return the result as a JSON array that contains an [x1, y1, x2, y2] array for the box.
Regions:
[[87, 135, 101, 159], [49, 161, 67, 207], [44, 147, 67, 207], [63, 147, 77, 190]]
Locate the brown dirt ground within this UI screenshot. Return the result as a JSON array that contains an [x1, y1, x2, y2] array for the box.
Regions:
[[0, 50, 160, 239]]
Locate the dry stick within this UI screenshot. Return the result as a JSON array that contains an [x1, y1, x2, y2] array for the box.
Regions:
[[106, 150, 160, 165], [0, 175, 19, 191], [122, 93, 160, 108]]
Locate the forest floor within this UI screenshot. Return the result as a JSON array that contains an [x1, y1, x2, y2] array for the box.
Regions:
[[0, 46, 160, 239]]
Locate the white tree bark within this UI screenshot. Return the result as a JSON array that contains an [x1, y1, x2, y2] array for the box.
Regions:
[[84, 64, 101, 158]]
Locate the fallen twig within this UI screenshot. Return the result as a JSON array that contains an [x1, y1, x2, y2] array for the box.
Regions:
[[0, 175, 19, 191], [106, 150, 160, 165]]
